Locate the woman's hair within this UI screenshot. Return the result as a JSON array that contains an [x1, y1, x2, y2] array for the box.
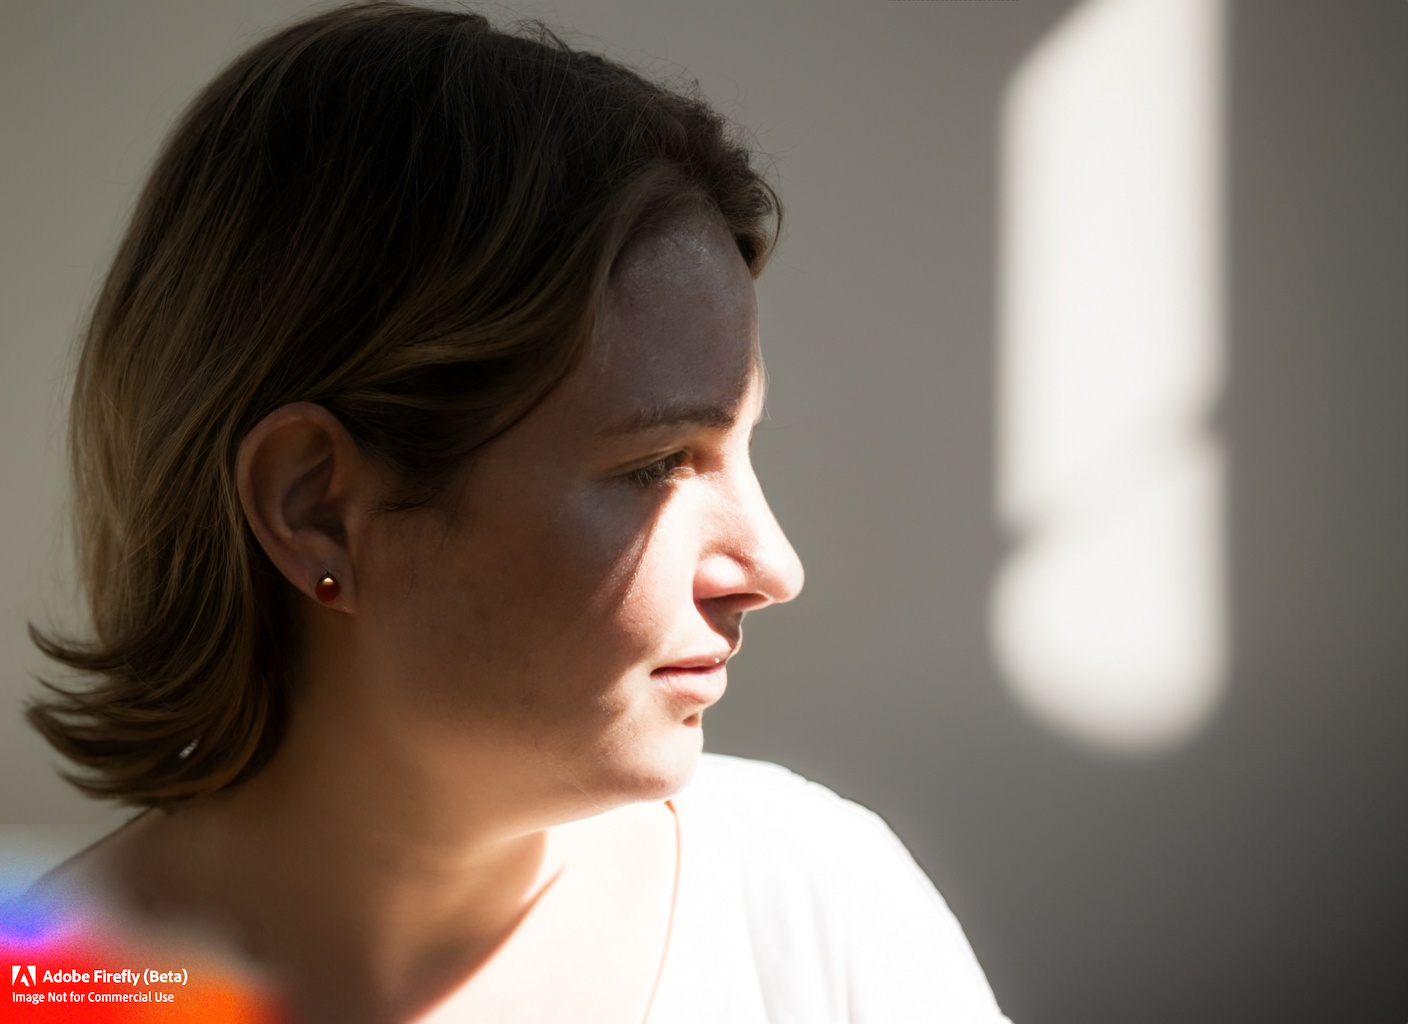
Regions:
[[29, 1, 780, 807]]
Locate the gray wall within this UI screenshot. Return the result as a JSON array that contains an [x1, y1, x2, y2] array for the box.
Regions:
[[2, 2, 1403, 1021]]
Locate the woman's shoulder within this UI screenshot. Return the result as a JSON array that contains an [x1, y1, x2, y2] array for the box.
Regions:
[[676, 753, 912, 864], [666, 754, 1012, 1023], [674, 752, 931, 931], [678, 753, 857, 815]]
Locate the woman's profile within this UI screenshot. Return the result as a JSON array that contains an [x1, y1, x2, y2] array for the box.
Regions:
[[15, 4, 1011, 1021]]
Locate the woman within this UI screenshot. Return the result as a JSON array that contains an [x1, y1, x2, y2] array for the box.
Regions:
[[21, 4, 1010, 1021]]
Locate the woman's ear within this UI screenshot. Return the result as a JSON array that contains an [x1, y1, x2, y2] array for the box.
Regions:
[[236, 402, 376, 612]]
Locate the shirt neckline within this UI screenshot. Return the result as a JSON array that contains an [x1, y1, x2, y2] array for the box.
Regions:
[[640, 796, 683, 1024]]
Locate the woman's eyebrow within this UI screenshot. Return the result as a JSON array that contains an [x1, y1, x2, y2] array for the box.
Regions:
[[596, 399, 740, 436], [597, 356, 766, 436]]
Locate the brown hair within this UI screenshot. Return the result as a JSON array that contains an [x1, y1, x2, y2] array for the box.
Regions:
[[28, 1, 780, 806]]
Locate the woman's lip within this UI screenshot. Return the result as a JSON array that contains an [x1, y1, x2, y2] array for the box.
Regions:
[[651, 663, 727, 707], [653, 652, 731, 672]]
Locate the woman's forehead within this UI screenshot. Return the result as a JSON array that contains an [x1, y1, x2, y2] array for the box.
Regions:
[[573, 216, 761, 420], [610, 214, 744, 295]]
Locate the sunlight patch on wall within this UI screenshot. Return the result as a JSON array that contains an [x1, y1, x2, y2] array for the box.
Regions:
[[992, 0, 1227, 755]]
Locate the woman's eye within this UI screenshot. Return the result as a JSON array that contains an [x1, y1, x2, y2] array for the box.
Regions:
[[625, 451, 687, 488]]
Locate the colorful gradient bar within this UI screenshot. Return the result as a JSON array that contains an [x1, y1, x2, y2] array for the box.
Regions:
[[2, 890, 287, 1023]]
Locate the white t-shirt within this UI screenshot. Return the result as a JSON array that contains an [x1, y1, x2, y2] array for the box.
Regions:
[[649, 755, 1012, 1024]]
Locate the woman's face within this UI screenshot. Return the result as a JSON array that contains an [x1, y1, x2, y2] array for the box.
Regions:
[[351, 214, 804, 816]]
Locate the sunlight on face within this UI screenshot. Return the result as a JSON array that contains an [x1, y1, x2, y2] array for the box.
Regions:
[[356, 214, 805, 815]]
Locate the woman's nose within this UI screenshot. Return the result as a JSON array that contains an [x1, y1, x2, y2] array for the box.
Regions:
[[694, 467, 805, 613]]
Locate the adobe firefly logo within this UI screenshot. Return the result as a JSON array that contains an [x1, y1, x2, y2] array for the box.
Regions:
[[12, 965, 37, 986]]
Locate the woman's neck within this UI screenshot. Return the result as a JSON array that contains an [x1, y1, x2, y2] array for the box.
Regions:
[[80, 704, 618, 1020]]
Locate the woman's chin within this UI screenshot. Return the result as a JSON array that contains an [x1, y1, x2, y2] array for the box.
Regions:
[[589, 722, 706, 808]]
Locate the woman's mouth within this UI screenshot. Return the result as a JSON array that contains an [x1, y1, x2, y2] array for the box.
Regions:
[[651, 660, 728, 716]]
